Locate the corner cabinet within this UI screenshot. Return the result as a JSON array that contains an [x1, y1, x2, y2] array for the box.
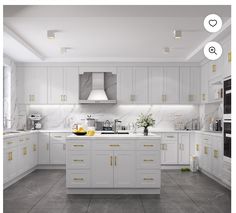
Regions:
[[17, 67, 48, 104], [48, 67, 78, 104]]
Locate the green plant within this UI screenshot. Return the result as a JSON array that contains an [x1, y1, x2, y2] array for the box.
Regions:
[[136, 113, 155, 128]]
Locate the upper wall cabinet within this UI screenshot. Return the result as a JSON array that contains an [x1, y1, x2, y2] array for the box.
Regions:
[[223, 36, 231, 78], [117, 67, 148, 104], [149, 67, 179, 104], [201, 63, 209, 103], [180, 67, 200, 104], [48, 67, 78, 104], [17, 67, 48, 104]]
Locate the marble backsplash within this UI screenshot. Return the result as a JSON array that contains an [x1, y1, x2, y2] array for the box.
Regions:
[[16, 104, 202, 131]]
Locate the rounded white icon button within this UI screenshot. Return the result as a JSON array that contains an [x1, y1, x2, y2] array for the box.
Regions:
[[204, 41, 222, 60], [204, 14, 222, 33]]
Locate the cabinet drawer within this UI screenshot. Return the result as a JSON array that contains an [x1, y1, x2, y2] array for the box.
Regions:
[[66, 170, 90, 188], [4, 138, 18, 149], [67, 141, 90, 151], [136, 140, 159, 151], [162, 133, 178, 141], [92, 140, 135, 150], [136, 170, 160, 188], [67, 151, 90, 169], [50, 133, 66, 141], [201, 135, 211, 145], [136, 151, 160, 169]]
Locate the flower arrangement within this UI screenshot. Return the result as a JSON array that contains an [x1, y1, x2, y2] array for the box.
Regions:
[[136, 113, 155, 135]]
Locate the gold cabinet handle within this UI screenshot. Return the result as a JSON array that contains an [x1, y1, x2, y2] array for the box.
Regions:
[[7, 141, 13, 145], [115, 156, 117, 166], [46, 143, 49, 150], [54, 135, 62, 138], [73, 177, 84, 181], [202, 94, 206, 101], [73, 144, 84, 147], [162, 94, 167, 102], [23, 147, 27, 155], [143, 178, 154, 181], [204, 146, 208, 155], [214, 150, 219, 158], [64, 95, 67, 102], [33, 144, 37, 151], [143, 159, 154, 162], [212, 64, 216, 72], [73, 159, 84, 162], [110, 156, 113, 166], [26, 138, 30, 141], [8, 152, 12, 161], [109, 144, 120, 147], [144, 144, 154, 147], [165, 144, 167, 150], [196, 144, 199, 151], [167, 135, 174, 138], [228, 51, 231, 62]]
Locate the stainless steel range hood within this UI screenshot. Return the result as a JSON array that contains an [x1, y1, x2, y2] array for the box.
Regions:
[[79, 72, 116, 104]]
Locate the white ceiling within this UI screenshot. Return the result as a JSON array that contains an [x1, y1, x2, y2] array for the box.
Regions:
[[3, 5, 231, 63]]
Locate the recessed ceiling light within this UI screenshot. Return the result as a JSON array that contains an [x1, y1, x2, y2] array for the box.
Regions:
[[173, 30, 182, 39], [163, 47, 170, 54], [47, 30, 57, 39], [61, 47, 72, 54]]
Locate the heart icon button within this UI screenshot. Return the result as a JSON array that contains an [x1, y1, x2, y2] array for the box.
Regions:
[[209, 19, 217, 27]]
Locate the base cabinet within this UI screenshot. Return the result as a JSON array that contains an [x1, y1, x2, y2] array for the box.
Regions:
[[4, 147, 18, 183], [50, 133, 66, 164], [178, 133, 190, 164], [38, 133, 50, 164]]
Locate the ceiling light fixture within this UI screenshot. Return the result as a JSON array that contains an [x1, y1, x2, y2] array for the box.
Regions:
[[47, 30, 57, 39], [61, 47, 72, 54], [163, 47, 170, 54], [173, 30, 182, 39]]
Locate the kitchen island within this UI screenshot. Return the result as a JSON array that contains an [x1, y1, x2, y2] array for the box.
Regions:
[[66, 133, 161, 194]]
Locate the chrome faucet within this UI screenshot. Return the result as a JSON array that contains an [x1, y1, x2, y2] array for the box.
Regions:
[[114, 119, 121, 134]]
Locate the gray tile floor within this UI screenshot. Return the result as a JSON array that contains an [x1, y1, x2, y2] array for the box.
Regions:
[[4, 170, 231, 213]]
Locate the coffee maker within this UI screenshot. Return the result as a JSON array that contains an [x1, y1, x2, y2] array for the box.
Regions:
[[29, 113, 42, 130]]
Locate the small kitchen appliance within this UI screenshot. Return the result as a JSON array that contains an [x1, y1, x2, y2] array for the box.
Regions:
[[29, 113, 42, 130]]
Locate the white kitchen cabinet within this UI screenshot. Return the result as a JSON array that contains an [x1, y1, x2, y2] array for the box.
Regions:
[[208, 58, 223, 81], [50, 133, 66, 164], [161, 133, 178, 164], [178, 133, 190, 164], [18, 137, 30, 174], [114, 151, 135, 187], [200, 135, 212, 173], [149, 67, 164, 104], [223, 36, 231, 78], [180, 67, 200, 104], [17, 66, 48, 104], [4, 147, 18, 183], [117, 67, 134, 104], [31, 134, 38, 168], [164, 67, 180, 104], [211, 135, 223, 179], [201, 62, 209, 103], [48, 67, 78, 104], [38, 133, 50, 164], [91, 151, 114, 188]]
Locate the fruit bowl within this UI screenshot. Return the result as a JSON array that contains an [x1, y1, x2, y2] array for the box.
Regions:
[[73, 131, 87, 136]]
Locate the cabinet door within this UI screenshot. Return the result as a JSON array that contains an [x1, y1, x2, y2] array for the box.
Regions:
[[133, 67, 148, 104], [114, 151, 135, 188], [164, 67, 179, 104], [31, 134, 38, 168], [178, 133, 190, 164], [149, 67, 164, 104], [38, 133, 50, 164], [117, 67, 133, 104], [190, 67, 200, 104], [180, 67, 190, 103], [201, 136, 212, 173], [18, 143, 30, 174], [223, 36, 231, 78], [50, 133, 66, 164], [64, 67, 79, 104], [17, 67, 48, 104], [91, 151, 113, 188], [161, 141, 178, 164], [201, 63, 209, 103], [48, 67, 64, 104], [211, 136, 223, 179], [4, 147, 18, 183]]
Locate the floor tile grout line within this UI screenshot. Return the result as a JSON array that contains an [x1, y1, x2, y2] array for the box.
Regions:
[[85, 196, 92, 213], [165, 171, 206, 213], [26, 173, 66, 213], [139, 195, 147, 213]]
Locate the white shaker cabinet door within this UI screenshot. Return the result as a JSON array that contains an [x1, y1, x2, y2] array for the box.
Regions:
[[223, 36, 231, 78], [164, 67, 179, 104], [48, 67, 64, 104], [190, 67, 200, 104], [17, 67, 48, 104], [178, 133, 190, 164], [63, 67, 79, 104], [161, 141, 178, 164], [179, 67, 191, 103], [117, 67, 134, 104], [201, 63, 209, 103], [133, 67, 148, 104], [50, 133, 66, 164], [91, 151, 113, 188], [114, 151, 135, 188], [38, 133, 50, 164], [4, 147, 18, 183], [149, 67, 164, 104]]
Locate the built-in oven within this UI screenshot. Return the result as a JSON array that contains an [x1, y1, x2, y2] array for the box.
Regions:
[[223, 77, 231, 119], [224, 120, 231, 159]]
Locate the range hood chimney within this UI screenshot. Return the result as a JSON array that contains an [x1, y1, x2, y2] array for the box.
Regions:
[[88, 72, 108, 101]]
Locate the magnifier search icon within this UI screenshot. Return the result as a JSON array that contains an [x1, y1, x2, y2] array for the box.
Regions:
[[209, 46, 217, 55]]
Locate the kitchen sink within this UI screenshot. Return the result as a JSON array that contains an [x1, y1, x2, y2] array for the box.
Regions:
[[101, 132, 129, 135]]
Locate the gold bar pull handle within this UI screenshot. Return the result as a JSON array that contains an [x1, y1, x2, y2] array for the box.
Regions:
[[33, 144, 37, 151], [73, 177, 84, 181], [144, 159, 154, 162], [73, 144, 84, 147], [196, 144, 199, 151], [8, 152, 12, 161], [144, 144, 154, 147], [115, 156, 117, 166], [143, 178, 154, 181], [46, 143, 49, 151], [204, 146, 208, 155], [109, 144, 120, 147], [110, 156, 113, 166]]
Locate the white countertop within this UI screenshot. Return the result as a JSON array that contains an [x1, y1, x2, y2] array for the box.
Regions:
[[3, 129, 223, 139]]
